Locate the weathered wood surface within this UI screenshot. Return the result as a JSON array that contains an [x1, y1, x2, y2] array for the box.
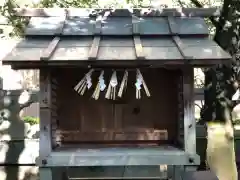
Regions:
[[183, 67, 196, 155], [13, 8, 222, 17], [2, 37, 231, 68], [46, 145, 200, 166], [183, 170, 218, 180], [67, 166, 167, 179], [88, 36, 101, 60], [24, 16, 209, 36], [53, 68, 179, 144], [40, 37, 60, 61], [39, 70, 52, 164]]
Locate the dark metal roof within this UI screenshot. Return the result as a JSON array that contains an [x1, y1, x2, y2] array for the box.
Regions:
[[2, 8, 231, 69], [24, 16, 209, 36]]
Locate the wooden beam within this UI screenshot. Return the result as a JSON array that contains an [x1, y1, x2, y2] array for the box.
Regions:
[[88, 15, 102, 60], [173, 36, 191, 59], [166, 17, 178, 35], [132, 16, 140, 35], [39, 70, 52, 167], [88, 36, 101, 60], [132, 17, 145, 60], [183, 67, 196, 157], [40, 37, 60, 61], [167, 17, 192, 61], [133, 36, 145, 60], [40, 10, 67, 61], [13, 7, 221, 17], [94, 15, 102, 35]]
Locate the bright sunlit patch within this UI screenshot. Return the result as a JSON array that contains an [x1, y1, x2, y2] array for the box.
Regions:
[[18, 90, 30, 105], [0, 134, 11, 141], [32, 0, 40, 4], [232, 89, 240, 100], [203, 48, 212, 53], [0, 120, 10, 131], [1, 66, 23, 90]]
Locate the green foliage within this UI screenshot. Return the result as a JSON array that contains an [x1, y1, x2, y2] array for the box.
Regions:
[[0, 0, 150, 38], [22, 116, 39, 125], [0, 0, 30, 37]]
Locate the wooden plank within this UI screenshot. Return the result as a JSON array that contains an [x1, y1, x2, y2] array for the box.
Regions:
[[142, 46, 181, 60], [24, 17, 65, 36], [67, 166, 167, 179], [40, 168, 52, 180], [182, 45, 231, 60], [88, 15, 102, 60], [183, 67, 197, 158], [132, 17, 145, 59], [132, 16, 139, 35], [88, 36, 101, 60], [63, 17, 96, 35], [176, 17, 209, 35], [183, 171, 218, 180], [46, 146, 200, 166], [40, 37, 60, 61], [39, 70, 52, 166], [95, 15, 102, 35], [13, 8, 221, 17], [167, 17, 192, 61], [141, 17, 171, 35], [40, 10, 67, 61], [166, 17, 178, 35], [173, 36, 192, 59], [133, 36, 145, 59], [178, 75, 184, 147], [51, 77, 59, 148], [101, 17, 132, 35]]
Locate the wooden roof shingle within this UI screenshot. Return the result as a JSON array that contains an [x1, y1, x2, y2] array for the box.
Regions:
[[2, 8, 231, 69]]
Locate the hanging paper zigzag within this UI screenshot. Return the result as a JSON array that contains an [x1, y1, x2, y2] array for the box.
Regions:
[[74, 69, 151, 100]]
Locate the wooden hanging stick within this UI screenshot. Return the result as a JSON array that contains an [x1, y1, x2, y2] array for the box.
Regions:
[[105, 82, 112, 99], [74, 69, 94, 95], [105, 71, 118, 100], [118, 70, 128, 98], [137, 69, 151, 97]]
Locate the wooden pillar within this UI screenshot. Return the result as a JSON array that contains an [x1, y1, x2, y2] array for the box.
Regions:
[[183, 66, 197, 161], [39, 69, 53, 180], [178, 73, 184, 146]]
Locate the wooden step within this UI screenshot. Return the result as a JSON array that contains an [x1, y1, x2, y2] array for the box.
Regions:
[[182, 171, 218, 180], [67, 166, 168, 180]]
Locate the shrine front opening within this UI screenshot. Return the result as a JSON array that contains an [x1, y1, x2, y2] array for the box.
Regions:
[[52, 68, 181, 148]]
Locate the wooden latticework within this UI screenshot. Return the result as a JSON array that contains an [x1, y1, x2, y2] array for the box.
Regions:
[[177, 72, 184, 146]]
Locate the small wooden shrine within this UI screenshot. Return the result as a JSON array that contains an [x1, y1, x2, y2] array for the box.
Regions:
[[2, 7, 231, 180]]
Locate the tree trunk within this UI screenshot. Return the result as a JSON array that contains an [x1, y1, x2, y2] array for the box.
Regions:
[[206, 122, 237, 180], [190, 0, 240, 179], [203, 0, 240, 178]]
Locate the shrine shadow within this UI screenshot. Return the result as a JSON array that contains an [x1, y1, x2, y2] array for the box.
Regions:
[[0, 88, 38, 180]]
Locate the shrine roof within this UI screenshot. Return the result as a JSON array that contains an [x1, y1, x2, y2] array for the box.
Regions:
[[2, 8, 231, 69]]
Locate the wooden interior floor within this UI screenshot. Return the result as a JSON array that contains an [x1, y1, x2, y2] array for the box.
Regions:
[[66, 166, 168, 180], [53, 144, 184, 155], [48, 145, 188, 166]]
